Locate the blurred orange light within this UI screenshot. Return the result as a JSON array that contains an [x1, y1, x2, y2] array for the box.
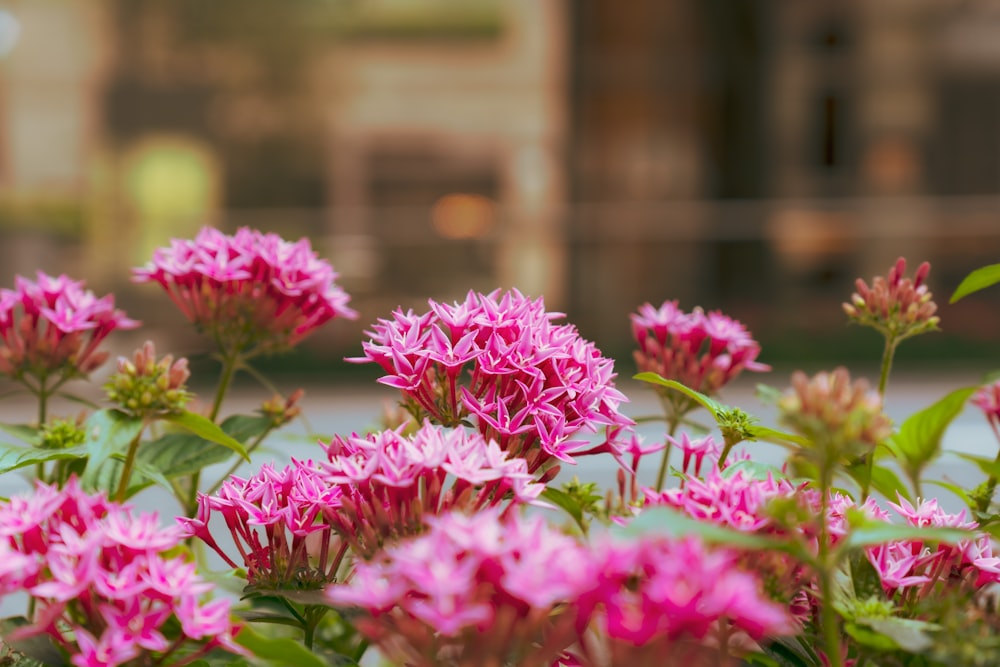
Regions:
[[431, 193, 495, 240]]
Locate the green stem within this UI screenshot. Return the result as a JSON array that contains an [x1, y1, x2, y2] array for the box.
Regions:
[[115, 427, 146, 502], [186, 353, 241, 515], [816, 468, 844, 667], [209, 352, 241, 423], [877, 336, 898, 399], [654, 415, 681, 492]]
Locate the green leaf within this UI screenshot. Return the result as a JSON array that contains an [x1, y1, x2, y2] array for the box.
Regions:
[[161, 411, 249, 461], [844, 620, 900, 651], [845, 462, 912, 503], [80, 409, 144, 489], [136, 432, 235, 480], [614, 506, 800, 554], [950, 262, 1000, 303], [755, 383, 785, 406], [925, 479, 973, 506], [632, 373, 724, 416], [234, 625, 328, 667], [719, 459, 787, 481], [890, 387, 976, 478], [860, 617, 938, 653], [0, 616, 67, 666], [0, 443, 89, 475], [747, 425, 810, 448], [0, 423, 40, 446], [541, 487, 586, 531], [955, 452, 1000, 479], [217, 413, 275, 443], [840, 519, 970, 552]]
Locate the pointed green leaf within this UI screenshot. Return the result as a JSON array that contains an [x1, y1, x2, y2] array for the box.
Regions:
[[0, 423, 40, 446], [0, 616, 67, 666], [755, 383, 785, 406], [747, 425, 810, 448], [860, 617, 938, 653], [0, 443, 89, 475], [926, 479, 973, 506], [136, 433, 236, 480], [541, 487, 586, 529], [614, 506, 803, 556], [632, 373, 724, 416], [845, 462, 912, 503], [955, 452, 1000, 479], [719, 459, 787, 481], [162, 410, 249, 461], [890, 387, 975, 477], [234, 625, 327, 667], [950, 262, 1000, 303], [80, 409, 144, 489], [840, 519, 969, 552]]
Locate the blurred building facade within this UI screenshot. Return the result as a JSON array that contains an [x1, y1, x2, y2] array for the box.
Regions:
[[0, 0, 998, 361]]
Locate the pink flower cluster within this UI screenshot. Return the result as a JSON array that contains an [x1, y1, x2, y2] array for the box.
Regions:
[[0, 479, 238, 667], [645, 467, 818, 535], [632, 301, 768, 401], [316, 422, 547, 557], [570, 535, 793, 667], [859, 497, 1000, 595], [0, 272, 138, 384], [353, 289, 633, 471], [328, 510, 790, 667], [328, 510, 589, 667], [180, 462, 346, 589], [133, 227, 356, 356]]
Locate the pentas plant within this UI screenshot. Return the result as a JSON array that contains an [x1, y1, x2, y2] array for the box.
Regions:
[[631, 301, 768, 489], [352, 289, 633, 472], [314, 422, 549, 557], [0, 478, 239, 667], [133, 226, 357, 360], [0, 271, 138, 420]]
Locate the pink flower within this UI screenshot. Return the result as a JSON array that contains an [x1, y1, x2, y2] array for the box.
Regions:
[[0, 271, 138, 384], [327, 509, 588, 667], [844, 257, 939, 341], [179, 462, 347, 587], [0, 479, 240, 667], [133, 226, 356, 357], [316, 422, 546, 557], [632, 301, 769, 402], [972, 380, 1000, 432], [571, 534, 792, 667], [352, 289, 634, 473]]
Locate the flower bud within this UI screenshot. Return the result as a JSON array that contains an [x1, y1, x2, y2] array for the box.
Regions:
[[104, 340, 192, 418]]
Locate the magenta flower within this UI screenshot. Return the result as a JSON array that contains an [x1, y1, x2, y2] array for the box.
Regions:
[[327, 509, 590, 667], [180, 461, 348, 589], [0, 271, 138, 387], [632, 301, 769, 401], [0, 478, 241, 667], [316, 422, 546, 557], [133, 226, 356, 357], [567, 534, 793, 667], [973, 380, 1000, 435], [352, 289, 634, 472]]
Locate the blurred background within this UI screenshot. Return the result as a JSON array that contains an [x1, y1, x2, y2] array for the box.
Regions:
[[0, 0, 999, 379]]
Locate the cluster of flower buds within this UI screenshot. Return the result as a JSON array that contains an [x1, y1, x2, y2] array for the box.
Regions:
[[0, 272, 138, 386], [180, 463, 346, 590], [316, 422, 548, 558], [0, 479, 239, 667], [631, 301, 768, 419], [843, 257, 939, 342], [133, 226, 357, 357], [104, 341, 191, 418], [778, 367, 893, 465], [258, 388, 304, 429], [353, 289, 633, 472]]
